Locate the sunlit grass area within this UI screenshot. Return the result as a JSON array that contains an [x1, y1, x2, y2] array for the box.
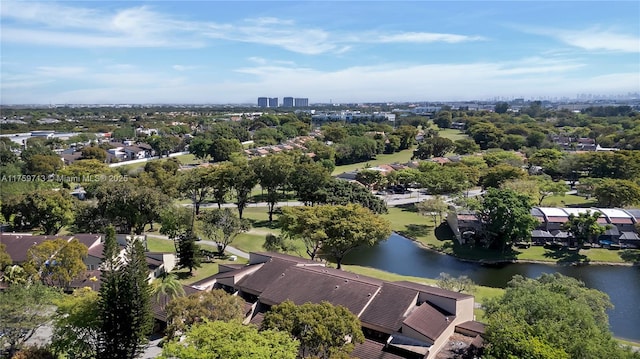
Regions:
[[437, 128, 470, 141], [332, 149, 415, 175], [540, 193, 597, 207], [118, 153, 199, 171], [175, 256, 249, 285]]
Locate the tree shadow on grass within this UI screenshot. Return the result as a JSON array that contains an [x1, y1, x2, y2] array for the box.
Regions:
[[543, 248, 590, 264], [619, 249, 640, 263], [249, 219, 280, 230], [398, 224, 432, 239], [173, 271, 193, 280], [395, 203, 418, 213], [434, 223, 455, 241]]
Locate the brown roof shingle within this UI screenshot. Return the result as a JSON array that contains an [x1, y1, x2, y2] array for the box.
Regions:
[[402, 303, 455, 342], [360, 283, 418, 332], [236, 258, 298, 295], [259, 266, 381, 314], [350, 339, 409, 359]]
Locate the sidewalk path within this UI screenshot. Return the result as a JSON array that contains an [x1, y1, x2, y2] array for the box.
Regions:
[[146, 233, 250, 259]]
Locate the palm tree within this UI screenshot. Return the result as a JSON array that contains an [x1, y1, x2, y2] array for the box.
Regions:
[[152, 273, 185, 307]]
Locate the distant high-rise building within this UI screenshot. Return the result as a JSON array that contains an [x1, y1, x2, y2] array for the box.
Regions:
[[269, 97, 278, 107], [294, 98, 309, 107], [258, 97, 268, 107], [283, 97, 294, 107]]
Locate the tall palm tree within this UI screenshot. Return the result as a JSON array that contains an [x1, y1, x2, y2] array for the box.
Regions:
[[152, 272, 185, 306]]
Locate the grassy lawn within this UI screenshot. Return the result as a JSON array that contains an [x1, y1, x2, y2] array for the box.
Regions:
[[332, 149, 415, 175], [540, 193, 597, 207], [437, 128, 469, 141], [175, 256, 249, 285], [147, 236, 176, 252], [119, 153, 200, 171]]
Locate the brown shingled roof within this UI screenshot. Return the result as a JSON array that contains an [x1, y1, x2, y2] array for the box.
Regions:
[[456, 320, 486, 336], [236, 258, 298, 295], [350, 339, 409, 359], [0, 234, 72, 263], [393, 281, 473, 300], [259, 266, 381, 314], [360, 283, 418, 332], [402, 303, 455, 342]]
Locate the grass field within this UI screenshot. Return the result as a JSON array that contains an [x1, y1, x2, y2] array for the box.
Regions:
[[331, 149, 415, 175], [540, 193, 597, 207], [437, 128, 470, 141], [119, 153, 200, 171]]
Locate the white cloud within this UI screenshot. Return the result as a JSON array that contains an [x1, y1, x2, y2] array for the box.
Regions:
[[1, 1, 485, 53], [172, 65, 199, 71], [376, 32, 486, 43], [517, 25, 640, 53], [556, 29, 640, 53]]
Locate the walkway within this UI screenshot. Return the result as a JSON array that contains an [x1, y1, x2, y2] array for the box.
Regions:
[[145, 233, 250, 259]]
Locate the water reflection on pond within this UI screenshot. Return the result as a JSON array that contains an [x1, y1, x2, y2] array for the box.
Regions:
[[343, 233, 640, 341]]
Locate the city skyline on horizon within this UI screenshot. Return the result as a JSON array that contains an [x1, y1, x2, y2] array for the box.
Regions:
[[1, 1, 639, 105]]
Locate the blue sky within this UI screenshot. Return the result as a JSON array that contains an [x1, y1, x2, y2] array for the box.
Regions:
[[1, 1, 639, 104]]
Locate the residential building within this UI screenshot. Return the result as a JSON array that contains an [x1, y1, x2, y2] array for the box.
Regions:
[[294, 97, 309, 107], [282, 97, 294, 107], [178, 252, 484, 359], [448, 207, 640, 247]]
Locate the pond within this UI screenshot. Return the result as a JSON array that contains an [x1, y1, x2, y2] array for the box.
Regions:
[[343, 233, 640, 341]]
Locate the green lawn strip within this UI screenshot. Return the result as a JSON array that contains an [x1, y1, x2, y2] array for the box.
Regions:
[[331, 149, 415, 175], [119, 153, 200, 171], [176, 256, 249, 286], [436, 128, 470, 142], [540, 193, 597, 207], [232, 232, 272, 253], [146, 236, 176, 253]]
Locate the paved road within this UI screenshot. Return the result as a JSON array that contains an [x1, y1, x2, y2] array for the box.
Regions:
[[183, 188, 485, 210]]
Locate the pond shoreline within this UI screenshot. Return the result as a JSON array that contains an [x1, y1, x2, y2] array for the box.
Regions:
[[395, 231, 638, 267]]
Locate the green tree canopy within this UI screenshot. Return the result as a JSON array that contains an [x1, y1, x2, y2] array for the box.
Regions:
[[161, 320, 299, 359], [10, 189, 75, 234], [51, 287, 100, 359], [480, 164, 527, 189], [563, 210, 608, 250], [24, 238, 87, 289], [165, 289, 245, 339], [97, 228, 153, 359], [478, 188, 538, 252], [0, 282, 60, 357], [250, 154, 293, 222], [281, 204, 391, 269], [484, 273, 633, 359], [593, 179, 640, 207], [199, 208, 249, 254], [262, 300, 364, 359]]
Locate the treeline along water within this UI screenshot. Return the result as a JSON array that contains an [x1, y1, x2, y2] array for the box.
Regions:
[[343, 233, 640, 341]]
